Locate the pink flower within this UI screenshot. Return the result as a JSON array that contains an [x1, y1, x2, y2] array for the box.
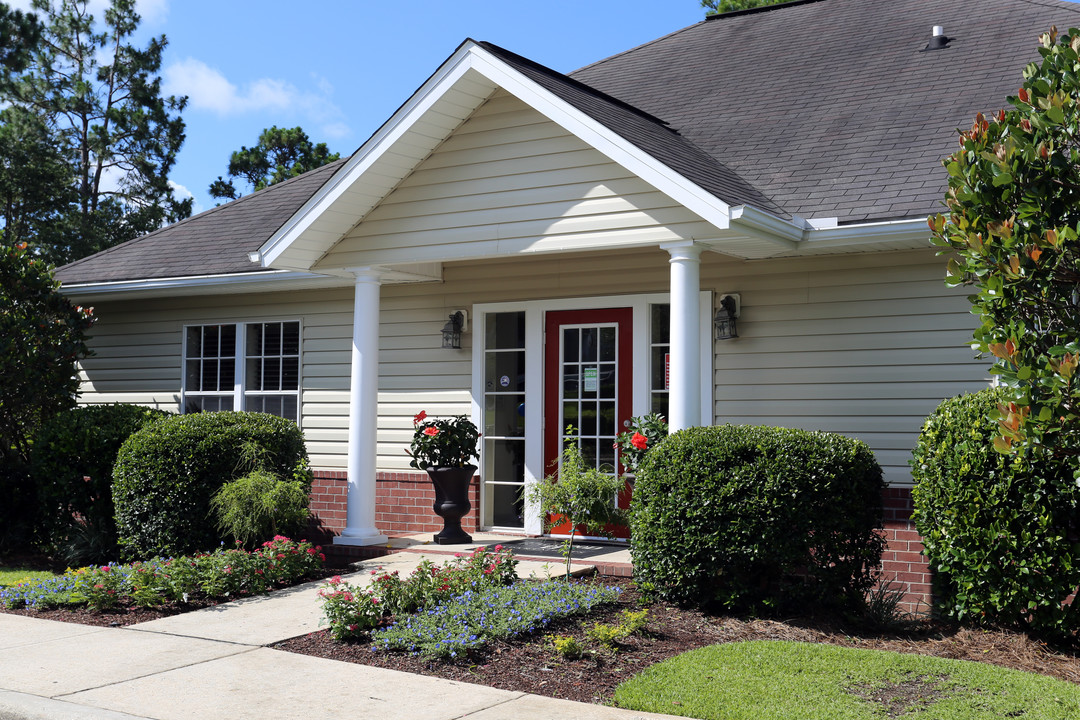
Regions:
[[330, 575, 342, 585], [494, 544, 503, 551], [347, 624, 358, 631], [276, 553, 286, 560], [630, 432, 648, 450], [413, 410, 427, 425], [423, 426, 439, 437]]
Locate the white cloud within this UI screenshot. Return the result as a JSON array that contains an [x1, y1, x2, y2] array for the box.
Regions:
[[321, 122, 351, 141], [169, 179, 200, 215], [163, 58, 352, 140], [135, 0, 169, 26]]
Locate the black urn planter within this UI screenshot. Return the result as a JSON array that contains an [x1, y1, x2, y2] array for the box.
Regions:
[[426, 464, 475, 545]]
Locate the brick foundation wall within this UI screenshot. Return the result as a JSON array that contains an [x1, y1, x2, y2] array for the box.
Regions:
[[879, 486, 932, 615]]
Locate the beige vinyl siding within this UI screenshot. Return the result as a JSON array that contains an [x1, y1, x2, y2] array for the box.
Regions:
[[78, 287, 472, 471], [703, 249, 989, 485], [316, 91, 715, 270], [77, 246, 984, 485]]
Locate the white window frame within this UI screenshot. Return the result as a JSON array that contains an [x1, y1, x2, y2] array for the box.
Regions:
[[471, 292, 711, 534], [180, 319, 303, 427]]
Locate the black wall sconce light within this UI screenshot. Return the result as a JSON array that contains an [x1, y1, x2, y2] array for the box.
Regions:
[[714, 294, 740, 340], [441, 310, 467, 349]]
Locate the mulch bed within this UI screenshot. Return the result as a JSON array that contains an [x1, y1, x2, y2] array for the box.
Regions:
[[273, 577, 1080, 705]]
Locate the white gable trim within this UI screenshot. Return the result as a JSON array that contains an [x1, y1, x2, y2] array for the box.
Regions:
[[258, 41, 733, 272]]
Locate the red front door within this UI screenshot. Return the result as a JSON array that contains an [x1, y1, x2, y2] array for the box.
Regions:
[[543, 308, 633, 537]]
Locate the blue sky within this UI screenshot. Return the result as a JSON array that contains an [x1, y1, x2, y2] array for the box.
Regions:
[[10, 0, 707, 214]]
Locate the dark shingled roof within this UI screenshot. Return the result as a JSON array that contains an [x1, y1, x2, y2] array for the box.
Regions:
[[58, 0, 1080, 284], [55, 159, 346, 284], [569, 0, 1080, 224], [477, 40, 789, 217]]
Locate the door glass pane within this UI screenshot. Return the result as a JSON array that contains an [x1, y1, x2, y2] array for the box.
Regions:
[[651, 304, 670, 344], [599, 362, 616, 397], [599, 401, 616, 436], [485, 312, 525, 350], [581, 327, 598, 361], [562, 402, 578, 428], [562, 328, 578, 363], [484, 395, 525, 437], [580, 401, 597, 435], [491, 484, 524, 528], [599, 326, 616, 361], [485, 351, 525, 393]]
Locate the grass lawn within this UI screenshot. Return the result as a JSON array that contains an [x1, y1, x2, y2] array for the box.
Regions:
[[613, 640, 1080, 720], [0, 567, 57, 587]]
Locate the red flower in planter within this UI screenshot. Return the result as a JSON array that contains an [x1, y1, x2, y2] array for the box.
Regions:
[[424, 426, 439, 437], [413, 410, 428, 425], [630, 432, 648, 450]]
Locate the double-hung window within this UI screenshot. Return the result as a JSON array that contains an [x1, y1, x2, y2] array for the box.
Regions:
[[183, 320, 301, 423]]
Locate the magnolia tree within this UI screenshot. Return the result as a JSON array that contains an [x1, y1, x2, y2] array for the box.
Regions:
[[931, 26, 1080, 465]]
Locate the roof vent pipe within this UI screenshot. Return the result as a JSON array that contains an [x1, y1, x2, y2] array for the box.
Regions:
[[924, 25, 949, 51]]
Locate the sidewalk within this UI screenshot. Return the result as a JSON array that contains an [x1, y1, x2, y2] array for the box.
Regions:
[[0, 545, 677, 720]]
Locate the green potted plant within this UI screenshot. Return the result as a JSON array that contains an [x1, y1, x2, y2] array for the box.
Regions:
[[528, 427, 627, 578], [406, 411, 480, 544]]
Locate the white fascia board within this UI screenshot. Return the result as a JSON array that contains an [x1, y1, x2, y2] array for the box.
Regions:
[[801, 217, 931, 249], [731, 205, 931, 251], [59, 270, 344, 298], [466, 45, 731, 233], [258, 46, 483, 268]]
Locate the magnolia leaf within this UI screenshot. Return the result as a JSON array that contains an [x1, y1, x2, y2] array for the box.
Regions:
[[992, 435, 1014, 454], [992, 171, 1014, 186]]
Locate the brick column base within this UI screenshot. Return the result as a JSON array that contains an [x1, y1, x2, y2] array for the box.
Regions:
[[308, 469, 480, 541], [879, 487, 932, 615]]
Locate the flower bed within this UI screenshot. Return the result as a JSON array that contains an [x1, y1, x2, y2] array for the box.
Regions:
[[318, 545, 517, 640], [317, 545, 619, 660], [0, 536, 324, 611], [372, 580, 620, 659]]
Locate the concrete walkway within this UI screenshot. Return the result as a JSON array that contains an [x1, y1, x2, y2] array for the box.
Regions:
[[0, 548, 676, 720]]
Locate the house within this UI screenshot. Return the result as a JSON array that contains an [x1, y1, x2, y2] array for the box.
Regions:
[[55, 0, 1080, 608]]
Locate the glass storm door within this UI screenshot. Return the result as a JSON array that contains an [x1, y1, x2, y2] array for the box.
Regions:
[[543, 308, 633, 536]]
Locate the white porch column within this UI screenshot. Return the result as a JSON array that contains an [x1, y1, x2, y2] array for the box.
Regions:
[[335, 267, 388, 546], [663, 242, 703, 432]]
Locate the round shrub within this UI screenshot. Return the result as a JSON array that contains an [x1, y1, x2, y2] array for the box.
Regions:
[[911, 388, 1080, 641], [30, 404, 172, 557], [631, 424, 886, 612], [112, 412, 313, 560]]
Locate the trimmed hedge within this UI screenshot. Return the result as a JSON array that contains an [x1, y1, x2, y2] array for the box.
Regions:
[[911, 388, 1080, 641], [31, 404, 172, 554], [631, 425, 886, 612], [113, 412, 312, 560]]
